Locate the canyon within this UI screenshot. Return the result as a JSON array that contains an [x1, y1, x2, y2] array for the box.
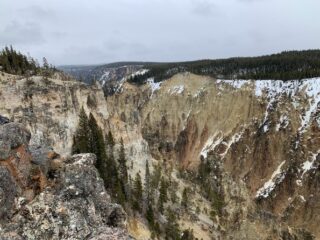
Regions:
[[0, 68, 319, 239]]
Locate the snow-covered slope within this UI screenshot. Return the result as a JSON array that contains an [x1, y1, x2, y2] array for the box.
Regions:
[[105, 73, 320, 239]]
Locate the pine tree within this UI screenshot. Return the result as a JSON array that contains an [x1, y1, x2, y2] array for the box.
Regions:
[[151, 163, 162, 189], [72, 107, 90, 154], [106, 131, 115, 147], [132, 172, 143, 212], [118, 138, 128, 198], [72, 111, 124, 204], [146, 203, 155, 229], [104, 130, 121, 200], [158, 177, 168, 214], [165, 207, 180, 240], [144, 160, 151, 205], [115, 179, 126, 206], [181, 187, 188, 210], [87, 113, 108, 175], [42, 57, 50, 80]]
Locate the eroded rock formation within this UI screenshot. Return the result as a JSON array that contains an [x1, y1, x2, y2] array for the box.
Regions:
[[0, 120, 127, 240], [1, 70, 319, 239]]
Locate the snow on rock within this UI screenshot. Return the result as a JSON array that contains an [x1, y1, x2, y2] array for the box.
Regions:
[[263, 124, 269, 133], [253, 78, 320, 132], [169, 85, 185, 95], [276, 115, 289, 131], [298, 82, 320, 132], [112, 69, 150, 93], [301, 152, 319, 177], [254, 80, 301, 97], [220, 130, 244, 157], [200, 134, 223, 159], [216, 79, 250, 89], [200, 129, 245, 160], [129, 69, 149, 78], [114, 80, 125, 93], [193, 87, 206, 98], [299, 195, 306, 202], [147, 78, 161, 98], [256, 160, 286, 199], [229, 78, 320, 135], [296, 180, 303, 187], [99, 71, 110, 84]]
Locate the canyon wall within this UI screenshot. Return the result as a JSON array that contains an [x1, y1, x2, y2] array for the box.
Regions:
[[1, 70, 319, 239]]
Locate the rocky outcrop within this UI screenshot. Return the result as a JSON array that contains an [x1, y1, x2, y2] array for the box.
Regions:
[[0, 122, 127, 239], [0, 72, 108, 156]]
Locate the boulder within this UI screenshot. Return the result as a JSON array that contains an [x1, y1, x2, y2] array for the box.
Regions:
[[0, 153, 128, 240], [0, 122, 128, 239]]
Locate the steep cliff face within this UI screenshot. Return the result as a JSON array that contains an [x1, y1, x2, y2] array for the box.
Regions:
[[0, 121, 127, 240], [0, 72, 108, 156], [1, 69, 319, 239], [104, 73, 320, 239]]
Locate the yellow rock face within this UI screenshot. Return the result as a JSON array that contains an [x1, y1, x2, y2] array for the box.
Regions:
[[2, 70, 320, 239]]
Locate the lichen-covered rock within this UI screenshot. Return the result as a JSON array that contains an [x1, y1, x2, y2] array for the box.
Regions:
[[0, 73, 109, 157], [0, 153, 128, 240], [0, 166, 20, 221], [0, 122, 31, 160], [0, 122, 127, 239], [29, 145, 59, 175], [0, 123, 33, 221]]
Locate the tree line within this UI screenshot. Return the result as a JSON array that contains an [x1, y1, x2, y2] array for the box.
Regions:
[[128, 49, 320, 84], [0, 46, 55, 77]]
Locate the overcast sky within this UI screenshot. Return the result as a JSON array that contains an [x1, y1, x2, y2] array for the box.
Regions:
[[0, 0, 319, 65]]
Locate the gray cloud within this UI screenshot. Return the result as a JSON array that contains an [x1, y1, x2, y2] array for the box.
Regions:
[[191, 0, 218, 16], [18, 5, 56, 21], [0, 21, 45, 46], [0, 0, 319, 65]]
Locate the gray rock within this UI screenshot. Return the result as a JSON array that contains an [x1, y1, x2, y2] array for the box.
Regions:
[[0, 115, 9, 125], [29, 145, 56, 175], [0, 123, 31, 160], [0, 166, 20, 221], [0, 153, 128, 240]]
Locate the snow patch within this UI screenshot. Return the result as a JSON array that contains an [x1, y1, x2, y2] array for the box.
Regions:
[[114, 80, 125, 93], [256, 161, 286, 199], [253, 78, 320, 132], [200, 134, 223, 159], [136, 69, 149, 75], [276, 115, 289, 131], [299, 195, 306, 202], [220, 130, 244, 157], [147, 78, 161, 98], [99, 71, 110, 84], [193, 87, 205, 98], [301, 152, 319, 176], [169, 85, 185, 95], [216, 79, 250, 89]]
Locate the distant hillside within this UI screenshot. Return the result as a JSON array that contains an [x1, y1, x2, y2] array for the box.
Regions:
[[58, 62, 156, 84], [129, 50, 320, 84], [59, 50, 320, 85]]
